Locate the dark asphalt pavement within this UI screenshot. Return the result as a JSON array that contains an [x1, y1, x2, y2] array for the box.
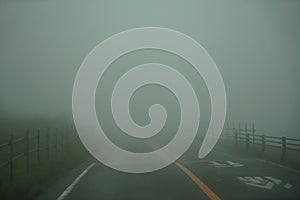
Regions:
[[37, 143, 300, 200]]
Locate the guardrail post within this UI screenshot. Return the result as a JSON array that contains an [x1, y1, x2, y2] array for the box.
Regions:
[[55, 128, 58, 154], [245, 123, 248, 143], [66, 126, 69, 146], [252, 123, 255, 145], [238, 123, 241, 142], [226, 122, 229, 140], [9, 134, 14, 183], [60, 128, 63, 150], [72, 125, 76, 144], [47, 128, 50, 159], [72, 125, 75, 145], [262, 135, 265, 154], [246, 133, 250, 151], [232, 123, 237, 145], [61, 128, 64, 149], [25, 131, 29, 174], [37, 129, 40, 164], [281, 136, 286, 160], [69, 125, 72, 142], [235, 131, 237, 145], [71, 125, 75, 144]]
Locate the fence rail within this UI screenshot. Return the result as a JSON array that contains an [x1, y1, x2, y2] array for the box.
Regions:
[[222, 122, 300, 159], [0, 125, 76, 182]]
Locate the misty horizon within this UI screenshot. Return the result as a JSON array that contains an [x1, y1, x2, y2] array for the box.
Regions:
[[0, 0, 299, 138]]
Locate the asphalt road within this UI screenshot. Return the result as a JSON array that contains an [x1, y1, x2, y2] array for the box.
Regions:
[[37, 144, 300, 200]]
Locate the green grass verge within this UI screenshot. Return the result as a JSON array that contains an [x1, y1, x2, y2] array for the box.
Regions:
[[0, 143, 90, 200]]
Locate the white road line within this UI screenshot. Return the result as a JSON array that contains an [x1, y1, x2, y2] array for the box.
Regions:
[[257, 159, 300, 174], [181, 158, 249, 164], [56, 162, 96, 200]]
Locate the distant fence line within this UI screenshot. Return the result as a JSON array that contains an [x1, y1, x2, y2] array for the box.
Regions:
[[222, 122, 300, 159], [2, 122, 300, 182], [0, 125, 77, 182]]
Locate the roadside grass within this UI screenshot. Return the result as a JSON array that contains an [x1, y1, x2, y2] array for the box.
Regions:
[[0, 140, 91, 200]]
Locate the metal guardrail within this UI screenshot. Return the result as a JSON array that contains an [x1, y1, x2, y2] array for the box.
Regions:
[[0, 125, 76, 182], [222, 122, 300, 159]]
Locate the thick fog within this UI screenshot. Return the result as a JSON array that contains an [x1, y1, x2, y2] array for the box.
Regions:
[[0, 0, 299, 138]]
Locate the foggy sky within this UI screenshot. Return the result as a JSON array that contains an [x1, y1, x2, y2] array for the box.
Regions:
[[0, 0, 299, 137]]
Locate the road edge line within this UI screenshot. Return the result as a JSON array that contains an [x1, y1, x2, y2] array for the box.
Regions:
[[257, 159, 300, 174], [56, 162, 96, 200]]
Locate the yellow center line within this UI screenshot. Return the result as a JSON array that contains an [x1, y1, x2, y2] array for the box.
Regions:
[[175, 162, 222, 200]]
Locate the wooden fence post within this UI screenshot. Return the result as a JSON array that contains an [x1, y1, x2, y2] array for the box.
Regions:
[[37, 129, 40, 164], [245, 122, 250, 145], [60, 128, 63, 149], [62, 128, 64, 148], [233, 123, 238, 145], [71, 125, 75, 145], [55, 128, 58, 154], [68, 125, 71, 147], [72, 125, 75, 145], [47, 128, 50, 159], [246, 133, 250, 151], [238, 122, 241, 140], [25, 131, 29, 174], [281, 136, 286, 160], [226, 122, 229, 140], [66, 126, 69, 146], [69, 125, 72, 142], [262, 135, 265, 154], [252, 123, 255, 145], [9, 134, 14, 183]]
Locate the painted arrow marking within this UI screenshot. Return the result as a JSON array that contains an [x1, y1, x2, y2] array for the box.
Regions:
[[265, 176, 282, 185], [284, 183, 293, 189], [237, 176, 292, 190], [237, 176, 274, 189], [210, 161, 244, 168]]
